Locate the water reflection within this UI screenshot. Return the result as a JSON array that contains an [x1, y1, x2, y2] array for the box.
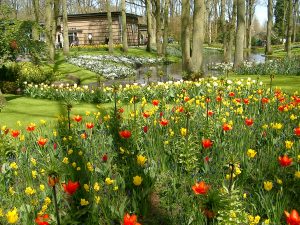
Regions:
[[104, 51, 266, 85]]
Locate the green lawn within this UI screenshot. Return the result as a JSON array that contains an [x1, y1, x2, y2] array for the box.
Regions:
[[229, 74, 300, 93], [0, 95, 112, 128]]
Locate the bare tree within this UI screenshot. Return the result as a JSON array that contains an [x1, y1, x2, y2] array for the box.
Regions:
[[121, 0, 128, 52], [106, 0, 113, 53], [181, 0, 191, 72], [162, 0, 170, 56], [45, 0, 55, 62], [266, 0, 273, 55], [234, 0, 245, 68], [62, 0, 70, 55], [190, 0, 205, 74], [285, 0, 293, 57], [146, 0, 152, 52]]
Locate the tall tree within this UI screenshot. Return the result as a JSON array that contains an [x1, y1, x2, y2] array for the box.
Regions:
[[234, 0, 245, 68], [121, 0, 128, 52], [190, 0, 205, 74], [45, 0, 55, 62], [106, 0, 113, 53], [62, 0, 70, 55], [146, 0, 152, 52], [181, 0, 191, 72], [162, 0, 170, 56], [292, 0, 299, 42], [32, 0, 39, 40], [285, 0, 293, 57], [154, 0, 162, 55], [266, 0, 273, 55], [221, 0, 227, 61]]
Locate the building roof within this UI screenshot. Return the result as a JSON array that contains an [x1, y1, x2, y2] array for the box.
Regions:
[[62, 12, 142, 19]]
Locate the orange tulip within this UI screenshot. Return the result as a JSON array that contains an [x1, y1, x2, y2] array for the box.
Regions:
[[192, 181, 210, 195]]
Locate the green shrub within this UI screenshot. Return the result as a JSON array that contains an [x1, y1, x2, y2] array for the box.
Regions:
[[0, 81, 18, 93]]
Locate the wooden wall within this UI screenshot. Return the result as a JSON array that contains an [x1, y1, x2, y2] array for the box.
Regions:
[[64, 14, 139, 46]]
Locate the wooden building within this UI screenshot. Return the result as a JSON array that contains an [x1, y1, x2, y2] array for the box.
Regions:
[[57, 12, 146, 46]]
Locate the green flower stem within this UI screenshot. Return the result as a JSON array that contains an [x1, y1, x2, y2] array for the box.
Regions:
[[52, 185, 61, 225]]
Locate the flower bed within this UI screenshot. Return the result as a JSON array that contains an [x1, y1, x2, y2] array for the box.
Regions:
[[1, 77, 300, 224], [67, 55, 165, 79]]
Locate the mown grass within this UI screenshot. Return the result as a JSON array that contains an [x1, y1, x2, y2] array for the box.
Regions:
[[0, 95, 112, 127], [229, 74, 300, 93]]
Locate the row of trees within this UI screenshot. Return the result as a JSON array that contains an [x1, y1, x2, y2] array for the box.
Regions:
[[1, 0, 299, 75]]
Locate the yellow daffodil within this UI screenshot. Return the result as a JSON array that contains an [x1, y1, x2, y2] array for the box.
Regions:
[[133, 175, 142, 186], [86, 162, 94, 172], [83, 184, 89, 192], [247, 149, 257, 158], [95, 195, 100, 204], [105, 178, 114, 185], [295, 171, 300, 179], [62, 157, 69, 164], [6, 208, 18, 224], [94, 182, 100, 191], [9, 162, 18, 170], [263, 181, 273, 191], [180, 128, 187, 137], [31, 170, 38, 179], [285, 140, 293, 149], [25, 187, 36, 195], [137, 155, 147, 166], [80, 198, 89, 206]]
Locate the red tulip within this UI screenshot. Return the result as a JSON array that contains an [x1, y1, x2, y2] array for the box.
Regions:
[[119, 130, 131, 139], [62, 180, 80, 195], [160, 119, 169, 126], [261, 97, 269, 104], [118, 108, 124, 113], [243, 98, 249, 104], [228, 92, 235, 97], [73, 115, 82, 122], [202, 139, 213, 149], [222, 123, 232, 131], [143, 126, 148, 133], [285, 209, 300, 225], [26, 124, 36, 132], [294, 127, 300, 136], [143, 111, 150, 118], [35, 214, 50, 225], [152, 99, 159, 106], [86, 122, 94, 129], [235, 98, 241, 103], [11, 130, 20, 138], [216, 96, 222, 102], [184, 96, 190, 102], [123, 213, 141, 225], [278, 155, 293, 167], [192, 181, 210, 195], [176, 106, 184, 113], [245, 118, 254, 126], [207, 110, 214, 116], [37, 137, 47, 147], [102, 154, 108, 162]]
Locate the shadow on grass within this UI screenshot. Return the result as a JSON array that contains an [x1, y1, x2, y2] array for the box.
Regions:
[[5, 95, 23, 102]]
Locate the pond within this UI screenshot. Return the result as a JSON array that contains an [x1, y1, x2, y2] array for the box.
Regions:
[[130, 51, 265, 84]]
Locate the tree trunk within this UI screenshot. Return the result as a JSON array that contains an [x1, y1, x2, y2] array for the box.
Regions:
[[191, 0, 205, 74], [32, 0, 39, 41], [62, 0, 70, 55], [246, 0, 253, 50], [221, 0, 228, 61], [285, 0, 293, 57], [234, 0, 245, 69], [292, 0, 299, 42], [181, 0, 191, 73], [45, 0, 55, 62], [162, 0, 170, 56], [146, 0, 152, 52], [266, 0, 273, 55], [155, 0, 162, 55], [226, 0, 237, 62], [106, 0, 113, 53], [121, 0, 128, 52]]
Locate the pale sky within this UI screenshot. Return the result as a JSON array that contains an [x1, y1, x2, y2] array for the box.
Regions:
[[255, 4, 268, 26]]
